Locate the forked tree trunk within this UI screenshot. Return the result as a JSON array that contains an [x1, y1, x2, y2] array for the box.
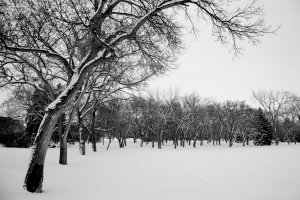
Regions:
[[24, 110, 60, 192]]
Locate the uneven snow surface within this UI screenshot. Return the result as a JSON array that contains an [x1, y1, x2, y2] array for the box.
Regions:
[[1, 140, 300, 200]]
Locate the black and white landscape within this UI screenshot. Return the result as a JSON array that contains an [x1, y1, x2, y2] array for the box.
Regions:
[[0, 0, 299, 199]]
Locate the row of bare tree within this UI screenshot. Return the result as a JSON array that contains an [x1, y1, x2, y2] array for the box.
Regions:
[[80, 90, 299, 151]]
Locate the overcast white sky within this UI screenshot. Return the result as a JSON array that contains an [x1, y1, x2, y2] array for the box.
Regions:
[[149, 0, 300, 105], [0, 0, 299, 107]]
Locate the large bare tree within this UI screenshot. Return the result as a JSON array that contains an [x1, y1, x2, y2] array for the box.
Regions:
[[1, 0, 273, 192], [252, 90, 291, 144]]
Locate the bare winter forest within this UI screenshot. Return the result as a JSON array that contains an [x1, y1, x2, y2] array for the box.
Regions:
[[0, 0, 300, 199]]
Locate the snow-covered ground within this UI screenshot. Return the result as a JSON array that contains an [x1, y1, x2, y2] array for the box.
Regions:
[[1, 140, 300, 200]]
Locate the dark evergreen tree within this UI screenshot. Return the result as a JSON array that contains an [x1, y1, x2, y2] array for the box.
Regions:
[[253, 108, 274, 145]]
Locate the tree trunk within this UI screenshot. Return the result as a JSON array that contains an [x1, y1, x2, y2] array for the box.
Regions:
[[118, 138, 124, 148], [59, 136, 67, 165], [158, 133, 162, 149], [106, 135, 112, 150], [229, 135, 233, 147], [77, 108, 85, 155], [24, 110, 60, 192], [59, 107, 77, 165], [152, 134, 155, 148], [79, 141, 86, 155], [91, 106, 97, 152], [58, 115, 67, 165], [193, 137, 197, 148], [58, 113, 67, 165]]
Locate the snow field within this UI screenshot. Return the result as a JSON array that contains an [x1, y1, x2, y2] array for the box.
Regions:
[[0, 140, 300, 200]]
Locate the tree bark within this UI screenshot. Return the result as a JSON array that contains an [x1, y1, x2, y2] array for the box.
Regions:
[[59, 135, 67, 165], [24, 110, 60, 192]]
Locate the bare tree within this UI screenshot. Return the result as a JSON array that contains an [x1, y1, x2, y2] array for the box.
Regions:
[[252, 90, 291, 144], [217, 101, 248, 147], [280, 93, 300, 144]]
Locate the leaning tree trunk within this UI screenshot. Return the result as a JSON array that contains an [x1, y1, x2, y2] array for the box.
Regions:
[[24, 109, 60, 192]]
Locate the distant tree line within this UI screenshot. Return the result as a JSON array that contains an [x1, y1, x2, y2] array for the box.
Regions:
[[84, 90, 299, 149], [2, 89, 299, 149]]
